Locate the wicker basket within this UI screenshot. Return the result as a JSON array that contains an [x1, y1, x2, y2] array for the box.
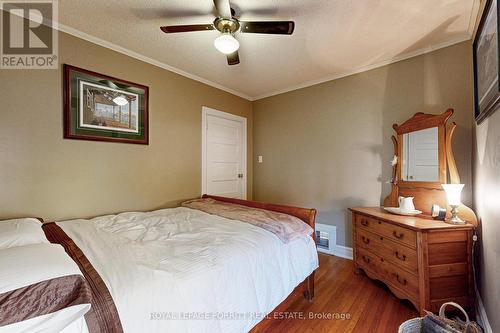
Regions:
[[398, 302, 482, 333], [398, 317, 422, 333]]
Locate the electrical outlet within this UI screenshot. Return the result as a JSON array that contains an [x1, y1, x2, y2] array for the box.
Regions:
[[258, 155, 263, 163]]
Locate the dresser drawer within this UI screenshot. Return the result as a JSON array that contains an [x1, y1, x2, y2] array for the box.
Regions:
[[356, 247, 419, 300], [355, 246, 385, 277], [355, 214, 417, 249], [356, 228, 418, 274], [383, 259, 419, 299]]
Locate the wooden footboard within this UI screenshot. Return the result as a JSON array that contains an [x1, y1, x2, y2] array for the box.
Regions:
[[202, 195, 317, 303]]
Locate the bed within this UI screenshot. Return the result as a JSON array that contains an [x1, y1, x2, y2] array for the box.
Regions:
[[2, 195, 318, 333]]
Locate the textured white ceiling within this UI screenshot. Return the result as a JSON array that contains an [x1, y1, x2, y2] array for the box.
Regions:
[[59, 0, 478, 100]]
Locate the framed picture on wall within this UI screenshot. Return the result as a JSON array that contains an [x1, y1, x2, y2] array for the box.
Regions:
[[473, 0, 500, 124], [64, 65, 149, 144]]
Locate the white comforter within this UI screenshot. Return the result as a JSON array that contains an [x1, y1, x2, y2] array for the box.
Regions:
[[58, 207, 318, 333]]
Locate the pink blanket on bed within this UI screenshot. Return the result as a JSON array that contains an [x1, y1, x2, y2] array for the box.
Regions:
[[182, 198, 313, 243]]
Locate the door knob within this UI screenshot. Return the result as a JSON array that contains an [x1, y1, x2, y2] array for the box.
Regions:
[[238, 173, 244, 178]]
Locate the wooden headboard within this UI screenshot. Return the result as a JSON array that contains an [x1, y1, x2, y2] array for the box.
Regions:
[[202, 195, 317, 238]]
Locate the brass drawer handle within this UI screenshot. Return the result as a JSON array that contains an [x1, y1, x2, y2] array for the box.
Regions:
[[392, 231, 404, 239], [361, 236, 370, 244], [361, 219, 369, 227], [393, 273, 407, 286], [362, 255, 370, 264], [395, 251, 406, 261]]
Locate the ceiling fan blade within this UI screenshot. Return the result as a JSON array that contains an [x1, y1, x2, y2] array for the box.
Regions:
[[239, 21, 294, 34], [213, 0, 232, 19], [160, 24, 214, 33], [132, 8, 213, 20], [227, 51, 240, 65]]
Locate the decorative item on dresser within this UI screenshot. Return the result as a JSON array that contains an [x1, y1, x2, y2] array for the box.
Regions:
[[350, 109, 478, 316]]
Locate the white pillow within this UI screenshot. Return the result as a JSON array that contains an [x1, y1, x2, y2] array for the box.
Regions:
[[0, 243, 91, 332], [0, 218, 49, 250]]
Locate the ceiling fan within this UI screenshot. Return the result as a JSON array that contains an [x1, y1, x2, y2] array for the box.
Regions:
[[160, 0, 295, 65]]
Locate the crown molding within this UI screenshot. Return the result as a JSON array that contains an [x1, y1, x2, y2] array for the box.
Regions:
[[7, 8, 477, 102], [56, 23, 254, 101], [57, 22, 472, 102], [57, 23, 472, 102], [468, 0, 481, 37], [253, 35, 472, 100]]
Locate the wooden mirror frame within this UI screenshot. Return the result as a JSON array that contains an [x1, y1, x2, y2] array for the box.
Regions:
[[396, 109, 452, 189], [384, 109, 478, 226]]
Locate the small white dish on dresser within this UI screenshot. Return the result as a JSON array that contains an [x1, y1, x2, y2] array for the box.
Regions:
[[383, 207, 422, 216]]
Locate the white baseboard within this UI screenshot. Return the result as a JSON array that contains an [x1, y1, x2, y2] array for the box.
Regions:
[[475, 288, 493, 333], [333, 245, 354, 260]]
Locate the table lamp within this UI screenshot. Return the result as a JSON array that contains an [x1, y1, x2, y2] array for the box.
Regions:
[[441, 184, 465, 224]]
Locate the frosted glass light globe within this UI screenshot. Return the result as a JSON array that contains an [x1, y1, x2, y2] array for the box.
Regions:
[[214, 33, 239, 54], [442, 184, 464, 206]]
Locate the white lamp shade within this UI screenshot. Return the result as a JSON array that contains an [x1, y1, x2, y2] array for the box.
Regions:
[[214, 34, 239, 54], [442, 184, 464, 206], [113, 96, 128, 106]]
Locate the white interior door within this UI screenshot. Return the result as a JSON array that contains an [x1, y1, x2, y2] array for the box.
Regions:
[[404, 127, 439, 181], [202, 107, 246, 199]]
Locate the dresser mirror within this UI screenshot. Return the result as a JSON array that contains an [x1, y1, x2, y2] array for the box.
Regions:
[[384, 109, 477, 225], [402, 127, 439, 182], [352, 110, 477, 317]]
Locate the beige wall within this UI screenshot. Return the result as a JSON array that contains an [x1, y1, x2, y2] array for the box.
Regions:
[[0, 32, 252, 221], [471, 2, 499, 331], [253, 41, 473, 247], [473, 112, 500, 332], [0, 23, 496, 331]]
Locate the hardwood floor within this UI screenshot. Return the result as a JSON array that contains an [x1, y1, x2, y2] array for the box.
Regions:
[[250, 253, 418, 333]]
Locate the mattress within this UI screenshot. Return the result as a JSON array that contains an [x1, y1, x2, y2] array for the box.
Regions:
[[57, 206, 319, 333]]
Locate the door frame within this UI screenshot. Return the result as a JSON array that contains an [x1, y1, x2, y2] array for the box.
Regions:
[[201, 106, 247, 199]]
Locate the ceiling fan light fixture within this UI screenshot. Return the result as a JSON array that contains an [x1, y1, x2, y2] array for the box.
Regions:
[[214, 33, 239, 54]]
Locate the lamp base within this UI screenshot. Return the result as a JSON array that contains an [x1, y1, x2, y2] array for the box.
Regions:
[[445, 205, 466, 225], [445, 217, 467, 225]]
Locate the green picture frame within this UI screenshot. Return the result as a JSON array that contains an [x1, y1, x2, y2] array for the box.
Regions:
[[63, 64, 149, 144]]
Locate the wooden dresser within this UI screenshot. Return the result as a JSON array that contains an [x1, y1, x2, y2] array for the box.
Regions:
[[350, 207, 474, 315]]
